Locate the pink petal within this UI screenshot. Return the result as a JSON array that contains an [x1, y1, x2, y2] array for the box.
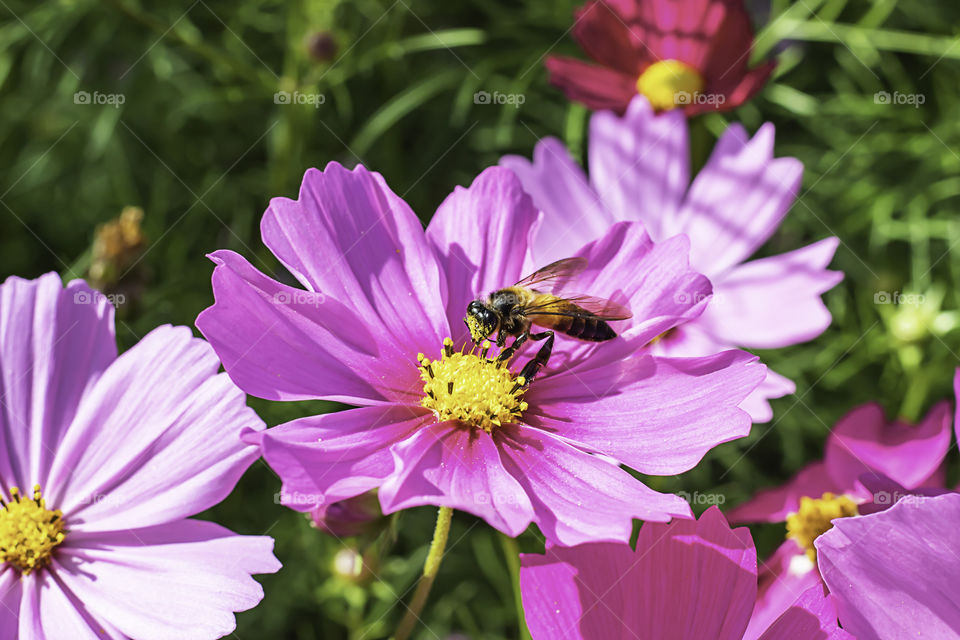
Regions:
[[676, 123, 803, 276], [745, 540, 824, 639], [636, 0, 725, 70], [46, 325, 264, 531], [710, 62, 777, 114], [756, 585, 851, 640], [426, 167, 539, 342], [0, 273, 116, 492], [571, 224, 712, 344], [647, 320, 726, 358], [259, 163, 448, 354], [197, 249, 423, 405], [954, 368, 960, 445], [56, 520, 280, 640], [258, 404, 431, 511], [701, 238, 843, 349], [727, 462, 837, 524], [0, 568, 21, 637], [588, 96, 689, 240], [520, 507, 757, 640], [379, 422, 535, 536], [527, 350, 763, 476], [633, 274, 797, 426], [855, 472, 950, 516], [571, 1, 645, 74], [500, 137, 615, 265], [627, 506, 758, 640], [19, 571, 121, 639], [499, 424, 690, 546], [738, 368, 796, 424], [544, 56, 638, 114], [698, 0, 758, 81], [520, 541, 633, 640], [816, 493, 960, 639], [824, 401, 952, 497]]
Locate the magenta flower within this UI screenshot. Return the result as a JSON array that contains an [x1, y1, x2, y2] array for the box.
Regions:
[[0, 274, 279, 639], [546, 0, 775, 114], [197, 163, 765, 546], [520, 507, 850, 639], [501, 95, 843, 422], [726, 400, 951, 635], [815, 492, 960, 639]]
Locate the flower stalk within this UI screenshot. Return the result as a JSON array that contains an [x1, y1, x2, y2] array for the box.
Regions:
[[394, 506, 454, 640]]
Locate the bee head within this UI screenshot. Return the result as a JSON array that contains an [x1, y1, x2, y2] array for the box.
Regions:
[[465, 300, 497, 344]]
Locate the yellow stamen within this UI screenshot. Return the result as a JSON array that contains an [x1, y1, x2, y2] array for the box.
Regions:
[[0, 485, 65, 574], [419, 338, 527, 433], [636, 60, 704, 111], [786, 492, 858, 561]]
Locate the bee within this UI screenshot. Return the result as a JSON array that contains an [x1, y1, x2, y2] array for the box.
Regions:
[[464, 257, 632, 384]]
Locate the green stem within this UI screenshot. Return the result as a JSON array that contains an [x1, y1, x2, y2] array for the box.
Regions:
[[394, 507, 454, 640], [499, 534, 532, 640]]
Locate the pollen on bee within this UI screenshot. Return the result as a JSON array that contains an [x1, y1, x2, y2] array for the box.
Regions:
[[417, 338, 527, 433]]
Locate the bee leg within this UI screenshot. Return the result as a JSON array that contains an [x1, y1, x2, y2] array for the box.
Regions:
[[497, 332, 528, 362], [516, 331, 554, 386]]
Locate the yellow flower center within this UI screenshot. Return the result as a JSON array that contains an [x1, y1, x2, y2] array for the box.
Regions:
[[786, 492, 858, 562], [0, 485, 66, 574], [418, 338, 527, 433], [636, 59, 705, 111]]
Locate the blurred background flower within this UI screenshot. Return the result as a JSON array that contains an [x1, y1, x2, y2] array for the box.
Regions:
[[545, 0, 775, 114]]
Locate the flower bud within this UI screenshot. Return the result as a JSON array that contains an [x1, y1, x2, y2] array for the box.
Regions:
[[310, 491, 384, 538], [306, 32, 337, 62]]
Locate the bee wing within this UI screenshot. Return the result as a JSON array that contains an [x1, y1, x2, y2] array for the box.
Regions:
[[515, 257, 588, 292], [522, 294, 633, 321]]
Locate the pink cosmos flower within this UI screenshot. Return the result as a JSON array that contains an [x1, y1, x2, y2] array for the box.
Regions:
[[501, 95, 844, 422], [520, 506, 851, 639], [0, 273, 280, 639], [196, 163, 766, 547], [726, 400, 952, 636], [546, 0, 775, 114], [815, 492, 960, 639]]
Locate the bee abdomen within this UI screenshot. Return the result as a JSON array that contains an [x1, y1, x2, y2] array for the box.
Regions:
[[556, 317, 617, 342]]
